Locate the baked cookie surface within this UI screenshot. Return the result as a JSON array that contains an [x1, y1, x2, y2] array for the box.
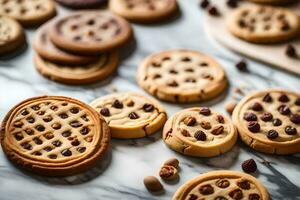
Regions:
[[109, 0, 178, 23], [163, 107, 237, 157], [0, 96, 110, 176], [49, 11, 132, 55], [56, 0, 107, 9], [90, 93, 167, 139], [232, 89, 300, 155], [137, 49, 227, 103], [172, 170, 270, 200], [34, 52, 118, 85], [227, 5, 300, 43], [0, 0, 56, 26]]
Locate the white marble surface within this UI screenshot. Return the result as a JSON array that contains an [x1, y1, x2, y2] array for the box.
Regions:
[[0, 1, 299, 200]]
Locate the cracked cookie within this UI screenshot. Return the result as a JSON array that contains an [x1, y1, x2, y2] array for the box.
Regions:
[[227, 5, 300, 43], [0, 0, 56, 27], [232, 89, 300, 155], [49, 11, 132, 55], [90, 93, 167, 139], [137, 49, 227, 103], [163, 107, 237, 157], [0, 15, 25, 55], [0, 96, 110, 176], [109, 0, 178, 23], [172, 170, 270, 200], [55, 0, 107, 9]]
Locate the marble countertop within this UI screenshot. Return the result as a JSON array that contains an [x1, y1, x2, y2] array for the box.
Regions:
[[0, 1, 299, 200]]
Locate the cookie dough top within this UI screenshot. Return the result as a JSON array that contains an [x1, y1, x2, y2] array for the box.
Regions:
[[0, 15, 22, 45], [233, 90, 300, 144]]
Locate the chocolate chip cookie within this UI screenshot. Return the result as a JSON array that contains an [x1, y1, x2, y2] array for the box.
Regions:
[[90, 93, 167, 139], [227, 5, 300, 43], [0, 96, 110, 176], [56, 0, 107, 9], [163, 107, 237, 157], [137, 49, 227, 103], [173, 170, 270, 200], [232, 89, 300, 154], [109, 0, 178, 23]]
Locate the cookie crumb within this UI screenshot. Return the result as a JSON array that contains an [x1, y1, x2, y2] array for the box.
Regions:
[[225, 100, 237, 114], [285, 44, 297, 58], [242, 159, 257, 173], [235, 59, 248, 72]]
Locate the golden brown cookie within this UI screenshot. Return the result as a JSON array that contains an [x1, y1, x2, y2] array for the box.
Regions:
[[232, 89, 300, 155], [0, 0, 56, 27], [226, 5, 300, 43], [49, 11, 132, 55], [109, 0, 178, 23], [33, 21, 97, 65], [0, 15, 25, 55], [137, 49, 227, 103], [163, 107, 237, 157], [0, 96, 110, 176], [173, 170, 270, 200], [34, 52, 118, 85], [90, 93, 167, 139]]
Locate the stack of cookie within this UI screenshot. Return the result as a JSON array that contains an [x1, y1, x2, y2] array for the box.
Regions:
[[33, 11, 133, 85]]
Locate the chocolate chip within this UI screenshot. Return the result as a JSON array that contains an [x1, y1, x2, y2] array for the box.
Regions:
[[237, 180, 250, 190], [181, 129, 191, 137], [44, 146, 53, 152], [248, 121, 260, 133], [199, 184, 214, 195], [80, 127, 90, 135], [31, 105, 40, 111], [112, 99, 123, 109], [290, 114, 300, 124], [249, 193, 261, 200], [194, 130, 207, 141], [25, 128, 34, 135], [85, 136, 93, 142], [200, 121, 211, 130], [242, 159, 257, 173], [217, 115, 225, 123], [272, 118, 282, 126], [26, 117, 35, 123], [51, 123, 61, 130], [278, 105, 291, 115], [70, 107, 80, 114], [169, 69, 178, 74], [251, 102, 263, 111], [216, 179, 230, 188], [215, 197, 228, 200], [188, 194, 198, 200], [199, 107, 211, 116], [52, 140, 62, 147], [184, 116, 197, 126], [14, 133, 24, 141], [286, 44, 297, 58], [33, 137, 43, 145], [35, 125, 45, 132], [226, 0, 238, 8], [229, 189, 243, 199], [59, 113, 68, 119], [62, 130, 71, 137], [208, 6, 220, 16], [37, 111, 45, 115], [295, 98, 300, 106], [21, 142, 32, 150], [71, 139, 80, 146], [70, 120, 82, 128], [50, 105, 58, 111], [77, 147, 86, 153], [235, 59, 248, 72], [48, 154, 57, 159], [100, 107, 110, 116], [263, 93, 272, 102], [143, 103, 154, 112], [260, 112, 273, 122], [61, 149, 72, 157], [278, 94, 290, 102], [267, 130, 279, 140], [43, 115, 53, 122], [167, 80, 178, 87], [211, 126, 224, 135], [244, 113, 258, 121], [128, 112, 139, 119], [200, 0, 210, 9], [33, 151, 42, 156], [285, 126, 297, 135], [21, 109, 29, 116]]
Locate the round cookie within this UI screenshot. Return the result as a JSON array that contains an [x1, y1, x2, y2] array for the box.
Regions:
[[163, 107, 237, 157], [33, 21, 97, 65], [0, 0, 56, 27], [173, 170, 270, 200], [247, 0, 295, 5], [226, 5, 300, 44], [90, 93, 167, 139], [0, 15, 25, 55], [49, 11, 132, 55], [109, 0, 178, 23], [55, 0, 107, 9], [34, 52, 118, 85], [0, 96, 110, 176], [137, 49, 227, 103], [232, 89, 300, 155]]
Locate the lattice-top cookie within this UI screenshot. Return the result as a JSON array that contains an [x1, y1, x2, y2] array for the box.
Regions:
[[137, 49, 227, 103], [163, 107, 237, 157], [109, 0, 178, 22], [227, 5, 300, 43], [0, 96, 110, 176], [49, 11, 132, 55], [90, 93, 167, 139], [233, 89, 300, 155], [0, 0, 56, 26], [173, 170, 270, 200]]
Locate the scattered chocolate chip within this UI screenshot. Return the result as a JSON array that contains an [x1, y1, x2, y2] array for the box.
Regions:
[[33, 137, 43, 145], [35, 125, 45, 132], [194, 130, 207, 141], [62, 130, 71, 137], [21, 142, 32, 150], [285, 126, 297, 135], [71, 139, 80, 146], [70, 120, 82, 128], [251, 102, 263, 111], [278, 105, 291, 115], [100, 107, 110, 116], [226, 0, 238, 8], [272, 118, 282, 126], [25, 128, 34, 135], [285, 44, 297, 58], [112, 100, 123, 109], [211, 126, 224, 135], [14, 133, 24, 141], [235, 59, 248, 72], [295, 98, 300, 106], [159, 165, 178, 181], [21, 109, 29, 116], [48, 154, 57, 159], [278, 94, 290, 102], [215, 196, 228, 200], [167, 80, 178, 87], [260, 112, 273, 122], [216, 179, 230, 188], [188, 194, 199, 200], [143, 103, 154, 112], [26, 117, 35, 123], [200, 107, 211, 116], [59, 113, 68, 119], [200, 121, 211, 130], [267, 130, 278, 140], [181, 129, 191, 137], [263, 93, 272, 102], [31, 105, 40, 111], [217, 115, 225, 123], [164, 158, 179, 169], [50, 105, 58, 111], [199, 184, 214, 195], [70, 107, 80, 114], [43, 115, 53, 122], [184, 116, 197, 126], [237, 180, 251, 190], [61, 149, 72, 157], [44, 146, 53, 152], [77, 147, 86, 153], [80, 127, 90, 135], [229, 189, 243, 199], [248, 121, 260, 133], [129, 112, 139, 119], [51, 123, 61, 130], [290, 114, 300, 124], [249, 193, 261, 200], [200, 0, 210, 9], [208, 6, 220, 16], [242, 159, 257, 173], [144, 176, 164, 192], [52, 140, 62, 147], [33, 151, 42, 156]]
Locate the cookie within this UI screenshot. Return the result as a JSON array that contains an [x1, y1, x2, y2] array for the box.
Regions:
[[226, 5, 300, 43], [137, 49, 227, 103], [0, 0, 56, 27], [49, 11, 132, 55], [0, 96, 110, 176], [109, 0, 178, 23], [172, 170, 270, 200], [55, 0, 107, 9], [232, 89, 300, 155], [90, 93, 167, 139], [33, 21, 97, 65], [163, 107, 237, 157], [34, 52, 118, 85], [247, 0, 295, 5], [0, 15, 25, 55]]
